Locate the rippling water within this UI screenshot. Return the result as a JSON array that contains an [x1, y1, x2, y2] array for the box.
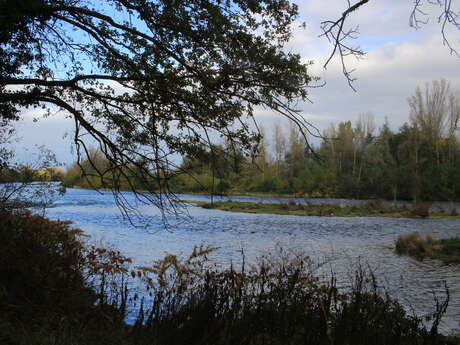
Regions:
[[45, 188, 460, 333]]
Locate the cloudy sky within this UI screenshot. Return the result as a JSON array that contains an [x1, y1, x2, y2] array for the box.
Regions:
[[283, 0, 460, 130], [12, 0, 460, 165]]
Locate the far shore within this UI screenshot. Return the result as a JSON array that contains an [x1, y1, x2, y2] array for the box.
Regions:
[[66, 185, 460, 205], [185, 200, 460, 219]]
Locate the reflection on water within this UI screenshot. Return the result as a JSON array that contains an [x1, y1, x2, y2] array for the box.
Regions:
[[45, 188, 460, 333]]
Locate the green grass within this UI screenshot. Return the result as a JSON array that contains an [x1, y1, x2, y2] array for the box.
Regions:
[[395, 233, 460, 264], [436, 237, 460, 264], [188, 200, 460, 219]]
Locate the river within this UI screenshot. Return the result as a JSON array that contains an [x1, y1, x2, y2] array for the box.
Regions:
[[45, 188, 460, 333]]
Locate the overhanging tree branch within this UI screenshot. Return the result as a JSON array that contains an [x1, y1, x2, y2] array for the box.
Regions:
[[1, 0, 314, 216]]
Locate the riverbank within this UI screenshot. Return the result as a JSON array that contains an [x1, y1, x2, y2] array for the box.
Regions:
[[395, 233, 460, 264], [188, 200, 460, 219]]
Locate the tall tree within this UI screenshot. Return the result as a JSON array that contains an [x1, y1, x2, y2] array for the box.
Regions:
[[273, 122, 286, 178], [409, 80, 450, 166], [362, 121, 397, 200], [408, 80, 460, 201], [285, 122, 306, 180], [353, 113, 375, 197], [252, 125, 269, 181]]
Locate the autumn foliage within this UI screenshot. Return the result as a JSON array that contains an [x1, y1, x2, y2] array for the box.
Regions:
[[0, 210, 131, 331]]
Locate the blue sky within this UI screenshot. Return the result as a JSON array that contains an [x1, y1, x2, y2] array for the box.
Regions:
[[10, 0, 460, 167]]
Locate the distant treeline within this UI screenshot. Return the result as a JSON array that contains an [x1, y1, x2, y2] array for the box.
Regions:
[[63, 80, 460, 202], [0, 166, 64, 183]]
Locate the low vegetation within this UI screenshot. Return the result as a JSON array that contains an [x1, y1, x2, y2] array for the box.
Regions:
[[190, 199, 458, 219], [2, 210, 460, 345], [0, 209, 132, 345], [395, 232, 460, 264]]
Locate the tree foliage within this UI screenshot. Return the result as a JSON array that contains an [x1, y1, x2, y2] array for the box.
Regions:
[[0, 0, 313, 212]]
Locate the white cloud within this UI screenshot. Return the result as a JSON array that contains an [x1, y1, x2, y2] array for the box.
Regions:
[[257, 28, 460, 138]]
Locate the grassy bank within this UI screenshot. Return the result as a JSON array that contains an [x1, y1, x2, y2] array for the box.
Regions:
[[189, 199, 460, 219], [395, 233, 460, 264], [2, 210, 460, 345], [67, 184, 460, 217]]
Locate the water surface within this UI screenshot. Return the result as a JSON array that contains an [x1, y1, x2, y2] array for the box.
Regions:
[[46, 188, 460, 332]]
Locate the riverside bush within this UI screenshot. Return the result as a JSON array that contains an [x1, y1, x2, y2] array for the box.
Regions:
[[395, 232, 437, 259], [132, 249, 454, 345], [396, 232, 460, 264], [0, 210, 93, 325], [410, 202, 431, 218], [0, 210, 132, 344]]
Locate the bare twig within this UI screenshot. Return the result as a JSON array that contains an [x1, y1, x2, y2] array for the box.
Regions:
[[320, 0, 370, 91], [322, 0, 460, 89]]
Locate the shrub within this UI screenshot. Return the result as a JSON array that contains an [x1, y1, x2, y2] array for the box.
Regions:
[[359, 199, 396, 214], [396, 233, 460, 265], [0, 211, 90, 324], [395, 232, 437, 259], [62, 165, 82, 187], [410, 202, 431, 218], [0, 210, 131, 330], [287, 198, 297, 206], [216, 179, 231, 194], [132, 247, 447, 345]]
